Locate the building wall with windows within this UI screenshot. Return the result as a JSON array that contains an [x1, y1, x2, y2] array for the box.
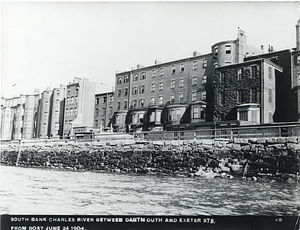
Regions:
[[23, 90, 40, 139], [94, 92, 114, 132], [63, 77, 107, 137], [1, 97, 18, 140], [113, 53, 214, 132], [37, 87, 52, 138], [49, 85, 65, 138], [214, 59, 282, 125]]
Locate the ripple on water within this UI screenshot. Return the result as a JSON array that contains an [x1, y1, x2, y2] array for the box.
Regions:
[[1, 165, 299, 215]]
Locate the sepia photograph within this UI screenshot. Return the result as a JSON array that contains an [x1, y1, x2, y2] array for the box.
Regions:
[[1, 1, 300, 229]]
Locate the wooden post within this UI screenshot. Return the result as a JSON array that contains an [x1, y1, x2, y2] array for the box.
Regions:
[[16, 139, 22, 167]]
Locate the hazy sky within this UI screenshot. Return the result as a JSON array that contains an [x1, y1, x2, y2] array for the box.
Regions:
[[1, 1, 300, 98]]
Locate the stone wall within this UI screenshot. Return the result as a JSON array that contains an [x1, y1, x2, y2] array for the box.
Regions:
[[1, 137, 299, 181]]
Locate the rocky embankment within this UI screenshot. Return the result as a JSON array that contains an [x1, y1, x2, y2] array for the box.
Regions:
[[1, 137, 299, 181]]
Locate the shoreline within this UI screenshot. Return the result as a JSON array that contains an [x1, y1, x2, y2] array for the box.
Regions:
[[1, 136, 299, 182]]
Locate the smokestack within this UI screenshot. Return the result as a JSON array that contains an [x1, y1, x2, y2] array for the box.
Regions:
[[296, 18, 300, 50]]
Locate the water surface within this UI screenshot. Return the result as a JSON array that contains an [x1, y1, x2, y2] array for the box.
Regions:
[[1, 165, 299, 215]]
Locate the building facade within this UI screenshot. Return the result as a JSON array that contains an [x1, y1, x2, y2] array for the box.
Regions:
[[214, 59, 282, 125], [49, 85, 66, 138], [37, 87, 53, 138], [63, 77, 109, 137], [94, 92, 114, 132]]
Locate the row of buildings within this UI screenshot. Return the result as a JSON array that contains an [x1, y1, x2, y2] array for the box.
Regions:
[[1, 19, 300, 140]]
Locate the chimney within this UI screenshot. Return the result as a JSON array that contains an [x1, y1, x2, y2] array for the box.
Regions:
[[193, 51, 201, 57], [296, 18, 300, 50], [268, 45, 271, 53], [155, 60, 162, 65], [34, 89, 40, 95], [137, 64, 144, 69], [261, 45, 264, 51]]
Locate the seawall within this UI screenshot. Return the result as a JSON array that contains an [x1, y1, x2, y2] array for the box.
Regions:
[[1, 137, 299, 181]]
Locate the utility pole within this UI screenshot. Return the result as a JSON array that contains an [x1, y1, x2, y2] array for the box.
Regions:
[[16, 139, 22, 167]]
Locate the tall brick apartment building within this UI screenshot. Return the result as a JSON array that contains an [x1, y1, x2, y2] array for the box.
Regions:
[[111, 29, 265, 132]]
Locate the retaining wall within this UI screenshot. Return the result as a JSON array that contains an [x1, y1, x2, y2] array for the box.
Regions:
[[1, 137, 299, 181]]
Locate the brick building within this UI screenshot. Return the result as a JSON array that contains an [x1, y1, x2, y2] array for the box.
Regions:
[[94, 92, 114, 132]]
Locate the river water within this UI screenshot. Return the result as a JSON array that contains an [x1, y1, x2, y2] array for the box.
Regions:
[[0, 165, 299, 215]]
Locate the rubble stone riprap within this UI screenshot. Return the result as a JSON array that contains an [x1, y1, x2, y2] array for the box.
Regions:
[[1, 137, 299, 181]]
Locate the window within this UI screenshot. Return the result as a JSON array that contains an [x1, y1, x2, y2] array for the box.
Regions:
[[176, 109, 181, 120], [67, 88, 70, 93], [237, 68, 243, 80], [269, 88, 272, 103], [124, 75, 129, 83], [179, 78, 184, 87], [116, 115, 120, 125], [124, 101, 127, 110], [56, 99, 60, 104], [140, 72, 146, 80], [170, 94, 175, 102], [202, 91, 206, 101], [214, 47, 218, 55], [159, 96, 163, 105], [192, 76, 197, 85], [139, 98, 145, 107], [76, 86, 79, 92], [192, 91, 197, 101], [134, 73, 139, 81], [150, 111, 155, 122], [159, 82, 163, 91], [140, 85, 145, 94], [202, 75, 207, 84], [171, 65, 175, 74], [251, 65, 257, 78], [268, 66, 272, 79], [201, 107, 206, 119], [193, 107, 199, 119], [118, 89, 121, 97], [250, 88, 257, 103], [71, 97, 74, 103], [171, 80, 175, 89], [117, 77, 122, 84], [109, 107, 113, 115], [103, 97, 107, 103], [55, 110, 59, 117], [240, 111, 248, 121], [151, 83, 155, 92], [132, 100, 137, 108], [237, 90, 243, 103], [75, 96, 78, 102], [225, 45, 231, 54], [110, 95, 113, 102], [297, 55, 300, 64], [220, 92, 225, 105], [160, 68, 164, 76], [203, 59, 207, 68], [57, 91, 60, 96], [124, 88, 128, 96], [117, 102, 121, 110], [179, 93, 183, 102], [193, 61, 198, 70], [151, 97, 155, 105], [156, 111, 161, 122], [74, 107, 77, 115], [220, 72, 225, 83], [152, 70, 156, 78], [66, 109, 69, 116], [180, 63, 184, 72], [133, 86, 138, 95], [95, 108, 99, 116], [70, 108, 73, 115], [95, 120, 98, 128]]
